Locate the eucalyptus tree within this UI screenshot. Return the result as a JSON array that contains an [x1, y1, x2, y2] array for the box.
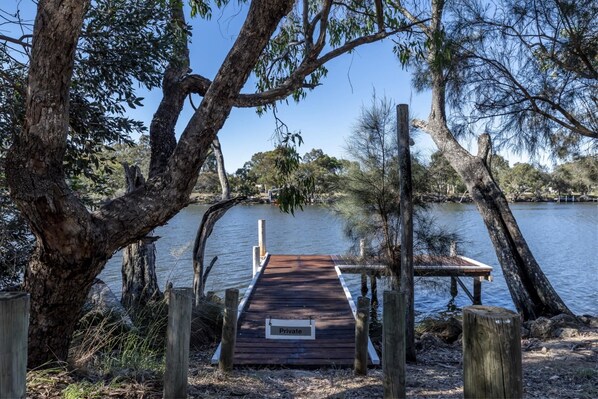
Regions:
[[5, 0, 417, 367], [392, 0, 573, 319]]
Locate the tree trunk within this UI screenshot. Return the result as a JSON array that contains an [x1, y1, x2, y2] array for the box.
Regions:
[[7, 0, 294, 368], [406, 0, 573, 320], [211, 137, 230, 200], [120, 164, 161, 313], [23, 248, 104, 365], [192, 197, 245, 305]]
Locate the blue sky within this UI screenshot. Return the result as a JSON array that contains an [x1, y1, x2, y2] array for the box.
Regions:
[[125, 2, 442, 172], [5, 1, 534, 172]]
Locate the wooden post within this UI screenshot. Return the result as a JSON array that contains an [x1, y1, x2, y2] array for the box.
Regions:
[[450, 241, 458, 297], [219, 288, 239, 372], [463, 306, 522, 399], [354, 296, 370, 375], [370, 274, 378, 308], [397, 103, 416, 362], [359, 239, 366, 258], [473, 277, 482, 305], [252, 245, 260, 277], [258, 219, 266, 257], [164, 288, 193, 399], [383, 291, 406, 399], [361, 272, 368, 297], [0, 292, 29, 399]]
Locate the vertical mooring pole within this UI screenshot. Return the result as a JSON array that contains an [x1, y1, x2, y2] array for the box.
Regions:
[[359, 239, 368, 296], [383, 291, 406, 399], [0, 292, 29, 399], [219, 288, 239, 372], [252, 245, 260, 277], [397, 103, 415, 362], [450, 241, 458, 297], [473, 277, 482, 305], [164, 288, 193, 399], [370, 274, 378, 308], [258, 219, 266, 258], [463, 306, 522, 399], [354, 296, 371, 375]]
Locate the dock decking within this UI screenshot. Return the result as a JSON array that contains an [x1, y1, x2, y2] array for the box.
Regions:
[[212, 254, 378, 367], [212, 252, 492, 367]]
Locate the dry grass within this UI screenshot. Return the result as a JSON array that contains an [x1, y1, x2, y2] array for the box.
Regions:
[[25, 313, 598, 399]]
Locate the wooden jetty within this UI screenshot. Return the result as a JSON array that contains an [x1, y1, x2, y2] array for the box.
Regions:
[[212, 252, 493, 368], [212, 254, 379, 367], [333, 254, 493, 305]]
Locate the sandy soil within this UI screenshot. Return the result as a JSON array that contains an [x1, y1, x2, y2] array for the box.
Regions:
[[26, 329, 597, 398]]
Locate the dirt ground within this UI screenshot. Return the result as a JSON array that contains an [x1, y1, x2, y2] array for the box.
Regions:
[[26, 328, 597, 398], [186, 330, 597, 399]]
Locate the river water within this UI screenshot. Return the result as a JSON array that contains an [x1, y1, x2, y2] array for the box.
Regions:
[[100, 202, 598, 318]]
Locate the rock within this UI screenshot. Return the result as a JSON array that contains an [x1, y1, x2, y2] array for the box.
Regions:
[[579, 315, 598, 329], [416, 332, 447, 351], [417, 316, 462, 344], [83, 278, 134, 329], [555, 327, 578, 338], [525, 314, 583, 339], [526, 317, 553, 339]]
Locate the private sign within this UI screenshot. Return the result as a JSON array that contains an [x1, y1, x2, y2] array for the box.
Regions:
[[265, 317, 316, 340]]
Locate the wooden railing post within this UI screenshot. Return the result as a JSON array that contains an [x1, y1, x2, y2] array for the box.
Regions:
[[354, 296, 370, 375], [370, 274, 378, 308], [463, 306, 522, 399], [219, 288, 239, 372], [473, 277, 482, 305], [164, 288, 193, 399], [252, 245, 260, 277], [0, 292, 29, 399], [450, 241, 458, 297], [258, 219, 266, 258], [383, 290, 406, 399]]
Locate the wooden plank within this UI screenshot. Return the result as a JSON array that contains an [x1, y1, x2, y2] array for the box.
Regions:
[[211, 254, 376, 367]]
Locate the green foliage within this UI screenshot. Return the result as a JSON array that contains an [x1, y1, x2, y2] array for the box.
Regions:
[[501, 162, 548, 200], [552, 155, 598, 195], [428, 151, 466, 196], [336, 94, 455, 269]]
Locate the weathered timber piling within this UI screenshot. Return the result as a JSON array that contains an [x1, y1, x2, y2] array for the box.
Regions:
[[463, 306, 522, 399], [383, 290, 406, 399], [370, 274, 378, 308], [473, 277, 482, 305], [359, 239, 368, 296], [258, 219, 266, 257], [450, 241, 458, 297], [354, 296, 370, 375], [219, 288, 239, 372], [252, 245, 260, 277], [397, 103, 415, 362], [0, 292, 29, 399], [164, 288, 193, 399]]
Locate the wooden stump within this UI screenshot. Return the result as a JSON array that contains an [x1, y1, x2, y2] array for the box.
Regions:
[[0, 292, 29, 399], [463, 306, 522, 399], [219, 288, 239, 372], [354, 296, 370, 375], [383, 290, 405, 399], [164, 288, 193, 399], [258, 219, 266, 257]]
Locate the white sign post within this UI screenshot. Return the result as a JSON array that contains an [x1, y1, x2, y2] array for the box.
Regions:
[[265, 318, 316, 340]]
